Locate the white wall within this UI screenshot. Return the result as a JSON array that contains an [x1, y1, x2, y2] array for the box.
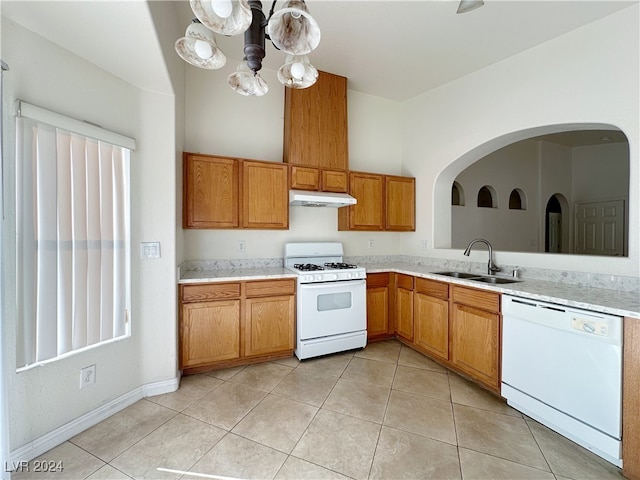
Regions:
[[572, 142, 629, 203], [402, 4, 639, 277], [1, 11, 180, 451], [182, 63, 404, 260], [451, 140, 541, 251]]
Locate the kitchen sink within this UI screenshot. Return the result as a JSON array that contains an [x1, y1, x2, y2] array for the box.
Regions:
[[432, 271, 481, 279], [432, 271, 521, 284], [472, 276, 521, 284]]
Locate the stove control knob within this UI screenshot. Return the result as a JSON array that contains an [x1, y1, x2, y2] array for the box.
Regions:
[[331, 274, 338, 280], [346, 273, 352, 279], [315, 274, 322, 282]]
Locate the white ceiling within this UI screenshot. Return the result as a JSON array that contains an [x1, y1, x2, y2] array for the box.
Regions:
[[2, 0, 636, 102]]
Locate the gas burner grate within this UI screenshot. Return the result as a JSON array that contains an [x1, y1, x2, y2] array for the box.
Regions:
[[293, 263, 325, 271], [324, 262, 358, 270]]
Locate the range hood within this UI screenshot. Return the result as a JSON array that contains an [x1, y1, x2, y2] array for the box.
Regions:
[[289, 189, 357, 208]]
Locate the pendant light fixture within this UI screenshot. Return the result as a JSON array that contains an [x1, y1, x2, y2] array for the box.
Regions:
[[176, 0, 321, 96]]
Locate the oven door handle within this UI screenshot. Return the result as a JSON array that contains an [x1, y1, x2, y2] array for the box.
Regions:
[[299, 279, 366, 289]]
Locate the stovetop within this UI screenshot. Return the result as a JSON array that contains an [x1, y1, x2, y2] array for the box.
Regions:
[[284, 242, 366, 283], [293, 262, 359, 272]]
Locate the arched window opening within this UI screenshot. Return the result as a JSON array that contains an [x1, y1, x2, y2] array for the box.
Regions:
[[509, 188, 527, 210], [452, 181, 465, 206], [477, 185, 496, 208]]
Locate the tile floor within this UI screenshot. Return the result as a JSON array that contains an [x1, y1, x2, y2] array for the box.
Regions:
[[17, 340, 624, 480]]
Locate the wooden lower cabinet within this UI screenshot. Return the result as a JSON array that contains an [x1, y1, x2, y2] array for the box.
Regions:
[[414, 279, 449, 361], [450, 286, 501, 393], [179, 279, 295, 373], [244, 295, 295, 356], [394, 274, 414, 341], [623, 316, 640, 480], [181, 300, 240, 367], [366, 273, 392, 340]]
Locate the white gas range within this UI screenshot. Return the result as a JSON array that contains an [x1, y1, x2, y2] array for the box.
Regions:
[[284, 242, 367, 360]]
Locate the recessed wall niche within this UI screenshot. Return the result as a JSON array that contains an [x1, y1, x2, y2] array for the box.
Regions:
[[477, 185, 496, 208], [452, 181, 465, 206], [509, 188, 526, 210]]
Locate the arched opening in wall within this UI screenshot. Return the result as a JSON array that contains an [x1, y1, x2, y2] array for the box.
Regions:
[[435, 123, 630, 256], [452, 181, 464, 206], [477, 185, 496, 208], [545, 194, 566, 253], [509, 189, 526, 210]]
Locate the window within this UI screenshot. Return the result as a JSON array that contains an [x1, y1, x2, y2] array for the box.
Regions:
[[16, 102, 135, 370]]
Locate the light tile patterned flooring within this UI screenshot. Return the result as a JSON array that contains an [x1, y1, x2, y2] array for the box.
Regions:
[[17, 340, 623, 480]]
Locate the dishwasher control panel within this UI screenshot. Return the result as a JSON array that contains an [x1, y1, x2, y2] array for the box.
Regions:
[[571, 317, 609, 336]]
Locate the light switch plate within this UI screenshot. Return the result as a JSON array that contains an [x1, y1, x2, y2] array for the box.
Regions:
[[140, 242, 161, 259]]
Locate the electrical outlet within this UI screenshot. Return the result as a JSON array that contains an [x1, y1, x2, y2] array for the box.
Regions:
[[422, 240, 429, 250], [237, 240, 246, 253], [368, 239, 374, 249], [80, 365, 96, 389]]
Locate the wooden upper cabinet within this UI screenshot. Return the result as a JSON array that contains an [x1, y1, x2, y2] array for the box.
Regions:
[[284, 71, 348, 171], [183, 153, 239, 229], [289, 166, 348, 193], [241, 160, 289, 229], [386, 175, 416, 231], [290, 166, 320, 191], [338, 172, 385, 231], [338, 171, 415, 231], [183, 153, 289, 230]]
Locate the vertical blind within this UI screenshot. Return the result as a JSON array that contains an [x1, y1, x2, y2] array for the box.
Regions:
[[16, 106, 133, 369]]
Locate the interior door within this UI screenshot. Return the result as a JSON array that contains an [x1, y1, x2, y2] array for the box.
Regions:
[[547, 212, 562, 253], [575, 200, 625, 256]]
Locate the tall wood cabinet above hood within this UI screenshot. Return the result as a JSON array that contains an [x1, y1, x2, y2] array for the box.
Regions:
[[283, 71, 348, 171]]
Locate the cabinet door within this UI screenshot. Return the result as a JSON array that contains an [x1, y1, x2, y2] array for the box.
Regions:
[[367, 286, 389, 338], [338, 172, 385, 231], [284, 71, 348, 170], [244, 295, 295, 356], [395, 286, 414, 341], [322, 169, 348, 193], [450, 303, 500, 391], [242, 160, 289, 229], [386, 176, 415, 231], [291, 166, 320, 191], [183, 154, 239, 229], [181, 300, 240, 368], [414, 292, 449, 361]]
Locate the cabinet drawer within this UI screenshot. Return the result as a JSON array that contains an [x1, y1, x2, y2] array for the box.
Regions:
[[181, 283, 241, 303], [245, 279, 296, 297], [451, 286, 500, 313], [367, 272, 389, 288], [415, 278, 449, 300], [395, 273, 414, 290]]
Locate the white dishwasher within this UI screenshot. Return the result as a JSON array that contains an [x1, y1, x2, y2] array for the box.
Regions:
[[501, 295, 623, 466]]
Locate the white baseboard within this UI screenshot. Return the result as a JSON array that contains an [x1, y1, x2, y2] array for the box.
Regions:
[[10, 375, 180, 463]]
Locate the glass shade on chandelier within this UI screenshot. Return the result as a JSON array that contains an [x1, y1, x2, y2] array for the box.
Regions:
[[175, 20, 227, 69], [190, 0, 252, 36], [176, 0, 321, 96], [228, 59, 269, 96], [277, 55, 318, 88], [267, 0, 321, 56]]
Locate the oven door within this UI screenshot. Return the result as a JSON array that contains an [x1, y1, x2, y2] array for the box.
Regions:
[[297, 279, 366, 340]]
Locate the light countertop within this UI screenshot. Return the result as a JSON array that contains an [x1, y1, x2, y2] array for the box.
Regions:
[[178, 262, 640, 318]]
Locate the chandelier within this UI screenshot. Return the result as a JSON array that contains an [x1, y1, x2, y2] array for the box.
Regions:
[[175, 0, 321, 96]]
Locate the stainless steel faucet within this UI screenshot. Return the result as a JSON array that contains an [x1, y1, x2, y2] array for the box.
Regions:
[[463, 238, 501, 275]]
